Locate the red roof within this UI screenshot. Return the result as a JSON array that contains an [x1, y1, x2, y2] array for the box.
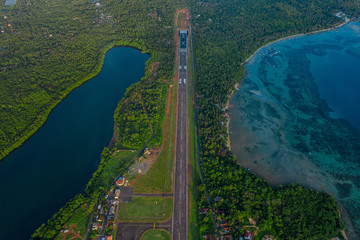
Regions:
[[220, 150, 227, 156], [116, 178, 125, 185], [206, 234, 213, 240], [220, 222, 228, 227]]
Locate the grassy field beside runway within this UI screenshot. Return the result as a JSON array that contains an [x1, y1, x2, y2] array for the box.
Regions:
[[119, 197, 172, 222], [133, 84, 177, 194], [140, 229, 171, 240], [187, 37, 201, 240]]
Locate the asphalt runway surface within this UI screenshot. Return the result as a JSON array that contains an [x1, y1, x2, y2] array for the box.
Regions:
[[172, 48, 188, 240], [116, 222, 171, 240]]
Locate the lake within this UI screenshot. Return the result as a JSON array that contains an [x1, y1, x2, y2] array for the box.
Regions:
[[0, 47, 149, 240], [230, 22, 360, 239]]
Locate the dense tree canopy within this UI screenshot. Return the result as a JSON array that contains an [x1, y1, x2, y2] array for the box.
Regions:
[[0, 0, 180, 158], [191, 0, 360, 238], [2, 0, 360, 238]]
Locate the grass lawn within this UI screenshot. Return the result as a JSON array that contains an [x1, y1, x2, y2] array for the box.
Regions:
[[133, 83, 177, 194], [141, 229, 171, 240], [119, 197, 172, 222], [187, 39, 201, 240]]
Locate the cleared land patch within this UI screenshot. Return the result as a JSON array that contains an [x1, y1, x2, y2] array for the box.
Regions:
[[133, 84, 177, 194], [141, 229, 171, 240]]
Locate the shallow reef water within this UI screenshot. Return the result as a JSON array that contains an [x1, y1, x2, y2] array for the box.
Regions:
[[230, 22, 360, 239]]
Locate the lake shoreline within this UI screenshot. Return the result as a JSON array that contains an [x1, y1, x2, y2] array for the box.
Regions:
[[0, 42, 151, 162], [0, 47, 151, 240]]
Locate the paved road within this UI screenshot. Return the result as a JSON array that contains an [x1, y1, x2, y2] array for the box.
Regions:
[[172, 45, 188, 239], [116, 222, 171, 240], [131, 193, 173, 197]]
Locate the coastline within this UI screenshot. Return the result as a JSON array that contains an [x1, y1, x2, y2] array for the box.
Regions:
[[226, 20, 349, 151], [225, 82, 239, 151], [226, 20, 350, 239], [241, 20, 348, 66], [339, 209, 349, 240]]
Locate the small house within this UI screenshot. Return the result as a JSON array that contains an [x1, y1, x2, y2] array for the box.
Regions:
[[220, 221, 228, 228], [244, 230, 251, 240], [116, 177, 125, 186], [92, 223, 100, 230], [203, 234, 213, 240], [109, 206, 115, 215], [114, 189, 120, 199], [200, 208, 209, 214]]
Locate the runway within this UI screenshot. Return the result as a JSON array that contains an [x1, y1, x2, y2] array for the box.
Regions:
[[116, 30, 189, 240], [172, 31, 189, 240]]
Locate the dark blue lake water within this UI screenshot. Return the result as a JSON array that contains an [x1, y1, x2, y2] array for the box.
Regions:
[[0, 47, 149, 240], [230, 22, 360, 239]]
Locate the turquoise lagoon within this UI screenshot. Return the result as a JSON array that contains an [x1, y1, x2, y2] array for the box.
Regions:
[[230, 22, 360, 239]]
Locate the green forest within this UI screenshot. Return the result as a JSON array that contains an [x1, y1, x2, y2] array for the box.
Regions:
[[0, 0, 183, 238], [0, 0, 180, 158], [191, 0, 360, 239], [2, 0, 360, 239]]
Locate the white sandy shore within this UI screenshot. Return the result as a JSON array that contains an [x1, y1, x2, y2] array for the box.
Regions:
[[226, 20, 350, 239], [241, 21, 349, 66]]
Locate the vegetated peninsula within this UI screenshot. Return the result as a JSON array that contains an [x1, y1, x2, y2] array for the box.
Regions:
[[1, 0, 360, 240], [230, 21, 360, 239], [191, 0, 360, 239]]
